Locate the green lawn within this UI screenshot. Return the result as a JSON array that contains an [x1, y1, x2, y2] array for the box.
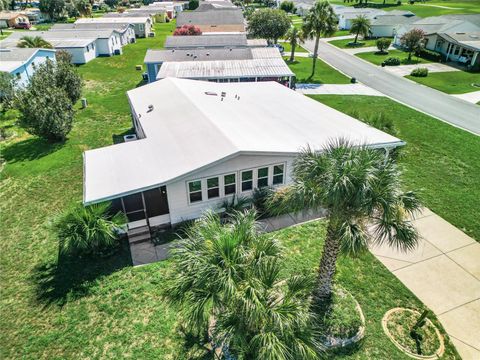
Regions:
[[311, 95, 480, 242], [333, 29, 351, 37], [329, 38, 378, 49], [281, 41, 308, 54], [286, 56, 351, 84], [328, 0, 480, 17], [406, 70, 480, 94], [0, 30, 12, 40], [356, 49, 432, 65]]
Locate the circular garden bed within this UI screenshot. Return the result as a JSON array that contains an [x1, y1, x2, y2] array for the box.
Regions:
[[382, 308, 444, 359], [317, 286, 365, 349]]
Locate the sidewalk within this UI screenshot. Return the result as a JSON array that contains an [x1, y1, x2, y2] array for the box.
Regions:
[[296, 83, 383, 96], [370, 208, 480, 360], [453, 91, 480, 104]]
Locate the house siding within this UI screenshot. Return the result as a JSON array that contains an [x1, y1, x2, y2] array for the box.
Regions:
[[11, 49, 55, 86], [166, 153, 295, 225]]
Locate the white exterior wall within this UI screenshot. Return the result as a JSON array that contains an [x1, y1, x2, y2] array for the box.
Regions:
[[95, 37, 113, 56], [63, 44, 96, 64], [12, 50, 55, 86], [370, 25, 395, 38], [165, 153, 295, 225]]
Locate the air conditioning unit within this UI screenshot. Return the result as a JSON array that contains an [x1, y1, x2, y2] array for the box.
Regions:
[[114, 49, 121, 55], [149, 32, 155, 37], [142, 72, 149, 81], [124, 134, 137, 142]]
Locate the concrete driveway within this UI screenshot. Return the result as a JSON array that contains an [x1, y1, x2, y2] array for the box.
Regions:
[[301, 39, 480, 135], [371, 208, 480, 360], [383, 63, 460, 77]]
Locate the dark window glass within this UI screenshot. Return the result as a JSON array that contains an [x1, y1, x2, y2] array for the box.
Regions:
[[242, 180, 253, 191], [109, 198, 124, 215], [273, 165, 284, 175], [224, 174, 235, 185], [224, 173, 236, 195], [126, 210, 145, 222], [225, 184, 236, 195], [207, 177, 219, 199], [258, 177, 269, 188], [273, 174, 284, 185], [189, 191, 202, 203], [257, 167, 269, 188], [242, 170, 252, 181], [207, 177, 219, 188], [189, 180, 201, 192], [208, 188, 220, 198], [258, 167, 268, 178], [123, 193, 143, 213]]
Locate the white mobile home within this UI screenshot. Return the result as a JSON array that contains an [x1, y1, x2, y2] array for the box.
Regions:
[[51, 23, 136, 46], [83, 78, 403, 229], [75, 17, 153, 38]]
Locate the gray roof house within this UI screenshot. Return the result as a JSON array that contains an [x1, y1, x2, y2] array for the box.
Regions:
[[370, 14, 421, 38], [163, 34, 267, 49], [176, 8, 245, 33]]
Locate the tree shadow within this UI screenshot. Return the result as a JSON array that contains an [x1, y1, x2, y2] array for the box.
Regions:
[[112, 128, 135, 144], [1, 137, 65, 163], [31, 239, 132, 307]]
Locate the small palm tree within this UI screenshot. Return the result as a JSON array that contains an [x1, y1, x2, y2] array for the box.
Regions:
[[302, 0, 337, 78], [350, 15, 371, 44], [17, 36, 53, 49], [56, 202, 126, 256], [269, 140, 421, 305], [168, 210, 319, 359], [285, 26, 305, 62]]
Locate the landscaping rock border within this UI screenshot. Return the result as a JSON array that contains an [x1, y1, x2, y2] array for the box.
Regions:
[[382, 308, 445, 359], [321, 289, 366, 349]]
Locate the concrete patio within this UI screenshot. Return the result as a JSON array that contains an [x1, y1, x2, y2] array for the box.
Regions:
[[371, 208, 480, 360]]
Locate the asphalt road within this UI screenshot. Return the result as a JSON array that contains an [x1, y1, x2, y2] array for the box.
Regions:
[[302, 39, 480, 135]]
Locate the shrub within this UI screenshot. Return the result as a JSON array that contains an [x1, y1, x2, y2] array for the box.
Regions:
[[173, 24, 202, 36], [364, 112, 398, 136], [252, 187, 274, 218], [280, 0, 295, 13], [56, 202, 126, 257], [415, 48, 442, 62], [410, 67, 429, 77], [376, 37, 391, 54], [384, 57, 401, 66], [219, 194, 251, 217], [188, 0, 199, 10]]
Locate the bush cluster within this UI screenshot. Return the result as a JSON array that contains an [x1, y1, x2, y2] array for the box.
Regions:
[[415, 48, 442, 62], [384, 57, 401, 66], [410, 67, 429, 77]]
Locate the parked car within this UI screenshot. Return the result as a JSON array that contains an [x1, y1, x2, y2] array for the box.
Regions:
[[14, 22, 31, 29]]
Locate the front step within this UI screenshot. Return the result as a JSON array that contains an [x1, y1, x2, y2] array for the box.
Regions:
[[128, 225, 151, 244]]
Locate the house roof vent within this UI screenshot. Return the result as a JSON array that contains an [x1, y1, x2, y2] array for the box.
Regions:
[[205, 91, 218, 96], [147, 104, 154, 112]]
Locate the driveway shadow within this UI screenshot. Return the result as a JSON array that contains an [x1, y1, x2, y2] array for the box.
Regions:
[[31, 239, 132, 307]]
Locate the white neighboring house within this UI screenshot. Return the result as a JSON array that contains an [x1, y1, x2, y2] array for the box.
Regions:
[[337, 8, 386, 30], [83, 78, 404, 229], [50, 23, 136, 46], [75, 17, 153, 38], [0, 48, 56, 86], [370, 14, 420, 38]]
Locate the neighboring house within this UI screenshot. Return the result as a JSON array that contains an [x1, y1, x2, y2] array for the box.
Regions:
[[156, 58, 294, 86], [370, 15, 420, 38], [83, 78, 403, 229], [0, 47, 56, 86], [176, 8, 245, 33], [0, 11, 30, 28], [394, 15, 480, 46], [0, 29, 126, 62], [50, 23, 136, 46], [164, 34, 267, 49], [144, 47, 281, 82], [337, 8, 386, 30], [104, 11, 168, 23], [433, 32, 480, 70], [75, 17, 153, 38], [23, 8, 47, 24]]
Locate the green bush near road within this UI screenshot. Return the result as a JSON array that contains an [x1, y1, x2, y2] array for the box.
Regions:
[[410, 67, 429, 77], [356, 49, 431, 65]]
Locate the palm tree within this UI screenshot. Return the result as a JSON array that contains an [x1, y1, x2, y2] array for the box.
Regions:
[[350, 15, 371, 44], [302, 0, 337, 78], [17, 36, 53, 49], [285, 26, 305, 62], [56, 202, 126, 256], [168, 210, 319, 359], [269, 140, 421, 305]]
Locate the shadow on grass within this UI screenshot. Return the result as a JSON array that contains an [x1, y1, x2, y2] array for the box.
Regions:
[[1, 137, 64, 163], [32, 239, 132, 307], [112, 128, 135, 144]]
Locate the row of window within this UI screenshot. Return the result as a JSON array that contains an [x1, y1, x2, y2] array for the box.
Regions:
[[187, 164, 285, 204]]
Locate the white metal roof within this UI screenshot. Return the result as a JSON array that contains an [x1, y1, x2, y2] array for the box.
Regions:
[[0, 48, 55, 72], [156, 58, 294, 80], [75, 17, 151, 24], [83, 78, 403, 204]]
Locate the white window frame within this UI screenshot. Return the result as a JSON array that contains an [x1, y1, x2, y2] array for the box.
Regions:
[[272, 164, 285, 186], [256, 167, 269, 189], [207, 176, 220, 200], [223, 173, 237, 196], [241, 169, 254, 193], [188, 180, 203, 203]]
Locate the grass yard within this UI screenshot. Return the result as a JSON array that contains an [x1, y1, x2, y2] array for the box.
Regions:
[[0, 30, 12, 40], [356, 49, 432, 65], [281, 41, 309, 54], [406, 70, 480, 94], [328, 0, 480, 17], [328, 38, 378, 49], [311, 95, 480, 242], [286, 56, 351, 84]]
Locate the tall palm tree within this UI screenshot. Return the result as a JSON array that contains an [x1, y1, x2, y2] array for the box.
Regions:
[[285, 26, 305, 62], [17, 36, 53, 49], [350, 15, 371, 44], [269, 140, 421, 305], [302, 0, 337, 78], [168, 210, 319, 359]]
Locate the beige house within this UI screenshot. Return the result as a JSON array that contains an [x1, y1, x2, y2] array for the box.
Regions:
[[0, 11, 30, 28]]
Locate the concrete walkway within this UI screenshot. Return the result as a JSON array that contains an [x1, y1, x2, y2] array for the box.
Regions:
[[383, 62, 460, 77], [370, 208, 480, 360], [453, 91, 480, 104], [296, 83, 383, 96], [342, 45, 395, 55]]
